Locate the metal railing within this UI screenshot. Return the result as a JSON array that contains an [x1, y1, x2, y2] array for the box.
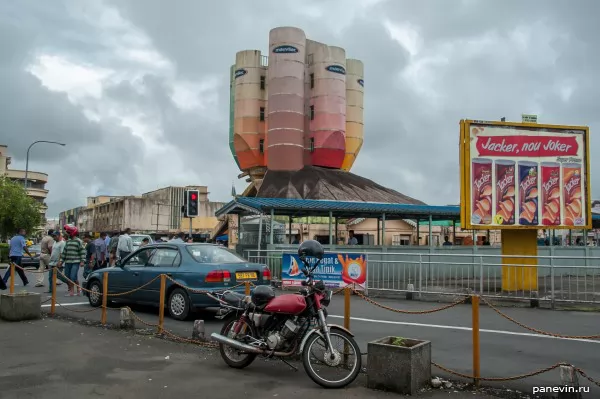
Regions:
[[244, 249, 600, 305]]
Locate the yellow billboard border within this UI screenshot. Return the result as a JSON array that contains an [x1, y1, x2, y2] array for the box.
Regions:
[[459, 119, 591, 230]]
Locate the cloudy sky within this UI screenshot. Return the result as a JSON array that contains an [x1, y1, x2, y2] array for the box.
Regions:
[[1, 0, 598, 217]]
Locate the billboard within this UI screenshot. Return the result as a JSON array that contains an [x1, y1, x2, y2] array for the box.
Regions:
[[281, 253, 367, 290], [460, 120, 591, 230]]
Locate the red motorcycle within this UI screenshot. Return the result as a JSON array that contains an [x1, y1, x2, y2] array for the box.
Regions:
[[209, 240, 362, 388]]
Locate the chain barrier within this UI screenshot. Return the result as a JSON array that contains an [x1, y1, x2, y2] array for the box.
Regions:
[[479, 296, 600, 340], [432, 361, 566, 382], [350, 287, 469, 314], [164, 275, 247, 294], [56, 269, 162, 297], [13, 263, 48, 274], [574, 366, 600, 388]]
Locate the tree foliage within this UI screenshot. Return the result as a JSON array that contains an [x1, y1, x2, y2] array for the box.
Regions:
[[0, 176, 42, 240]]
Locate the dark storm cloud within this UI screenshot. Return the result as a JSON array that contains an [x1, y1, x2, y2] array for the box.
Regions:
[[1, 0, 599, 217]]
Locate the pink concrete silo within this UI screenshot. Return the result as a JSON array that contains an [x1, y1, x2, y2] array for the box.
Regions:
[[307, 41, 346, 168], [233, 50, 266, 170], [267, 27, 306, 171]]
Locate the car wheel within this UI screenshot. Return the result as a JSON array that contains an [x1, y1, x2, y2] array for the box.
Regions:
[[167, 288, 190, 321], [88, 280, 103, 307]]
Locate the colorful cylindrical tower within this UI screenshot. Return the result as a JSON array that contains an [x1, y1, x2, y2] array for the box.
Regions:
[[267, 27, 306, 171], [341, 59, 364, 171], [308, 42, 346, 169], [233, 50, 265, 170], [229, 64, 240, 169]]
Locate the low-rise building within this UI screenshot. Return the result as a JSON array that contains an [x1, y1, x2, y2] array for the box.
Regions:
[[0, 145, 50, 231], [59, 186, 226, 236]]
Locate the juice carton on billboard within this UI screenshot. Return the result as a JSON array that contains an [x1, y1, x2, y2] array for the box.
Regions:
[[281, 253, 367, 290]]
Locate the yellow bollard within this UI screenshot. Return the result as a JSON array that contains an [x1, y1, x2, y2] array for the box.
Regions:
[[344, 286, 351, 331], [158, 274, 166, 334], [101, 272, 108, 325], [472, 295, 480, 387], [245, 281, 250, 296], [51, 267, 57, 315], [9, 262, 15, 294]]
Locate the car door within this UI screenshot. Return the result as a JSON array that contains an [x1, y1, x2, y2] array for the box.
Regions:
[[135, 246, 181, 304], [110, 247, 156, 298]]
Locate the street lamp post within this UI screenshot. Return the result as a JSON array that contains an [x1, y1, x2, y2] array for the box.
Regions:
[[24, 140, 66, 189]]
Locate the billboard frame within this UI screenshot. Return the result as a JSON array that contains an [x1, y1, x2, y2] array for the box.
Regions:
[[459, 119, 591, 230]]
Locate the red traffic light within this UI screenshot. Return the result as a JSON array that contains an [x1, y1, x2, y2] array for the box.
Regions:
[[191, 193, 197, 200]]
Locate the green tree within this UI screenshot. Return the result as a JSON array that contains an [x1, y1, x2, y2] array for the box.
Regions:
[[0, 176, 42, 240]]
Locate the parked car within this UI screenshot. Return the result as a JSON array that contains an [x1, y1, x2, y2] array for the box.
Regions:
[[21, 244, 41, 268], [130, 234, 153, 251], [84, 243, 271, 320]]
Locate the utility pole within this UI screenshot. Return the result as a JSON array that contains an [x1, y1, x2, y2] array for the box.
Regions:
[[156, 203, 161, 233]]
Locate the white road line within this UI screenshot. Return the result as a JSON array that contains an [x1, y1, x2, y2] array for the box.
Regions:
[[328, 315, 600, 344], [41, 302, 88, 308]]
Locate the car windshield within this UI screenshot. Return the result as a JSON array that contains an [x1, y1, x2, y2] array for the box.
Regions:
[[186, 245, 246, 264]]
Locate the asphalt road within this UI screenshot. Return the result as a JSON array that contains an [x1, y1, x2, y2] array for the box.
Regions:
[[6, 267, 600, 396]]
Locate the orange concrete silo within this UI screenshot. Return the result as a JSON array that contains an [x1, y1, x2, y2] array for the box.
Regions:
[[307, 41, 346, 169], [341, 59, 364, 171], [267, 27, 306, 171], [233, 50, 265, 170]]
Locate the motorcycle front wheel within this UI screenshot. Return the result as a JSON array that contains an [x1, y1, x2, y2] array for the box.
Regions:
[[302, 329, 362, 388], [218, 317, 258, 369]]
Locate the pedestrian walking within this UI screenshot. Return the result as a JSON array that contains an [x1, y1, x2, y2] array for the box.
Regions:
[[117, 228, 133, 260], [47, 231, 65, 294], [93, 232, 108, 269], [37, 229, 55, 287], [2, 228, 32, 287], [59, 224, 85, 297], [108, 232, 120, 266], [82, 234, 96, 280]]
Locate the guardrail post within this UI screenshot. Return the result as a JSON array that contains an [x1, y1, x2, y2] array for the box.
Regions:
[[245, 281, 251, 295], [418, 254, 423, 299], [479, 256, 484, 294], [158, 274, 166, 334], [472, 294, 480, 387], [101, 272, 108, 325], [51, 267, 57, 315], [9, 262, 15, 294]]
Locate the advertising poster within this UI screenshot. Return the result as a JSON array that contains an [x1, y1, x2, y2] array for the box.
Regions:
[[464, 121, 589, 229], [281, 253, 367, 290]]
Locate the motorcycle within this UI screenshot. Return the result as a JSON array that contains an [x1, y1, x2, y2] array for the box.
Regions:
[[209, 240, 362, 389]]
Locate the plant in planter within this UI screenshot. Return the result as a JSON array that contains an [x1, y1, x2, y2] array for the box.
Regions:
[[367, 336, 431, 395], [0, 290, 42, 321]]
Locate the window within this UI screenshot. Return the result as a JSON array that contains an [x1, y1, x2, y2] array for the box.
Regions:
[[187, 245, 246, 264], [309, 137, 314, 152], [307, 53, 313, 65], [309, 105, 314, 120], [392, 235, 411, 246], [260, 75, 265, 90], [259, 139, 264, 153], [310, 73, 314, 89], [125, 248, 156, 266], [260, 107, 265, 121], [147, 248, 180, 268]]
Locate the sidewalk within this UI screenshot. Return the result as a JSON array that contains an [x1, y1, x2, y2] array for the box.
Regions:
[[0, 316, 507, 399]]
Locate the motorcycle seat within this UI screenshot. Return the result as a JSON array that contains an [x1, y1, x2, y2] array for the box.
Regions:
[[223, 291, 246, 307]]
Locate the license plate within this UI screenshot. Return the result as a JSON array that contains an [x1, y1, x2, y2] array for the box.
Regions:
[[235, 272, 257, 280]]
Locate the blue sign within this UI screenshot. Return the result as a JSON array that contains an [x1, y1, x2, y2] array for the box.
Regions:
[[281, 253, 367, 290], [234, 69, 247, 79], [273, 45, 299, 54], [358, 79, 364, 87], [326, 65, 346, 75]]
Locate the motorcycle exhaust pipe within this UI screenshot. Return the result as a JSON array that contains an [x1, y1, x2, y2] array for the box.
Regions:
[[210, 333, 294, 357]]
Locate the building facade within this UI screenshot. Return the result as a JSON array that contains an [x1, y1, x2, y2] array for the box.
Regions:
[[229, 26, 364, 190], [59, 186, 226, 235], [0, 145, 49, 228]]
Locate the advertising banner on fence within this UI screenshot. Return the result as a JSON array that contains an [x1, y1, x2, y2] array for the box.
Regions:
[[281, 253, 367, 290], [460, 120, 591, 229]]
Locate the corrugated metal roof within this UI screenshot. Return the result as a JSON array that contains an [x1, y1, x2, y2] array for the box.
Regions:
[[216, 197, 460, 220]]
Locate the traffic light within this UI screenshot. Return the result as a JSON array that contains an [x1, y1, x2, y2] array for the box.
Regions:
[[185, 190, 199, 217]]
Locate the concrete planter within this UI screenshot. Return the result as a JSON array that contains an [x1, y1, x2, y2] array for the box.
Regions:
[[367, 336, 431, 395], [0, 292, 42, 321]]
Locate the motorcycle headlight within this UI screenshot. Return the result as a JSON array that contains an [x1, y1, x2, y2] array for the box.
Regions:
[[321, 290, 332, 307]]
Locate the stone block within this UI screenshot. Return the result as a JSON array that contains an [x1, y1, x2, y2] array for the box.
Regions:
[[0, 293, 42, 321], [367, 336, 431, 395], [192, 320, 205, 340], [119, 307, 135, 329]]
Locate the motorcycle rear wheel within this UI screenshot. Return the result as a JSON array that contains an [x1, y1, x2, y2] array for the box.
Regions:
[[218, 317, 258, 369], [302, 329, 362, 389]]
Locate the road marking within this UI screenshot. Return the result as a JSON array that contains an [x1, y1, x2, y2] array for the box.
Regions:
[[41, 302, 88, 308], [328, 315, 600, 344]]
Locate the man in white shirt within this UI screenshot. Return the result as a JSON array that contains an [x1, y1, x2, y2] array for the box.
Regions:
[[47, 231, 65, 294], [117, 228, 133, 259]]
